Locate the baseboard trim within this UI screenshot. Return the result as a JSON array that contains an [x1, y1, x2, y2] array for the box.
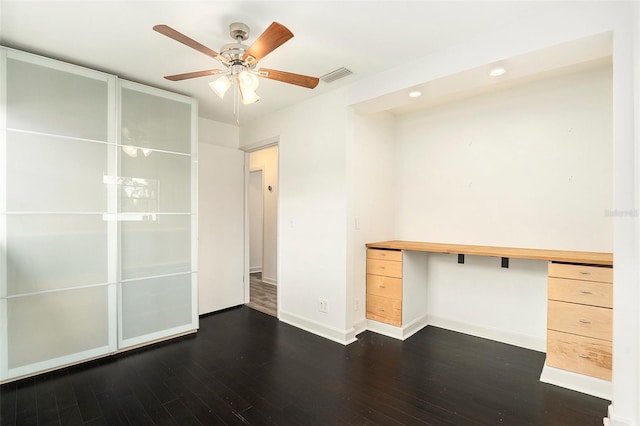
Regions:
[[540, 363, 612, 400], [262, 276, 277, 286], [249, 266, 262, 273], [426, 315, 546, 352], [366, 314, 429, 341], [352, 318, 368, 337], [278, 309, 357, 345], [605, 404, 633, 426]]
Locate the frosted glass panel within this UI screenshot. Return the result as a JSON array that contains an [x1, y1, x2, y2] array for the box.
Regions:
[[121, 274, 193, 340], [6, 58, 108, 140], [6, 131, 110, 212], [121, 214, 191, 280], [121, 88, 191, 153], [120, 150, 191, 213], [6, 215, 108, 295], [7, 286, 110, 369]]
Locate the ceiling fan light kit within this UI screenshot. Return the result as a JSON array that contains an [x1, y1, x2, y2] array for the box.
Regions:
[[153, 21, 319, 115]]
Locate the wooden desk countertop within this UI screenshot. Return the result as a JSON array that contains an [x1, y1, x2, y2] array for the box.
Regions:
[[365, 240, 613, 266]]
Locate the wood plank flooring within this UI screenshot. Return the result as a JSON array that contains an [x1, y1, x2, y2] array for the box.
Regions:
[[1, 306, 609, 425], [245, 272, 277, 317]]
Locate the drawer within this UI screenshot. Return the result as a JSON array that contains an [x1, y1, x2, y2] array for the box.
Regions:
[[547, 330, 612, 381], [547, 300, 612, 341], [367, 274, 402, 300], [367, 258, 402, 278], [366, 294, 401, 326], [367, 249, 402, 262], [548, 277, 612, 308], [548, 263, 612, 283]]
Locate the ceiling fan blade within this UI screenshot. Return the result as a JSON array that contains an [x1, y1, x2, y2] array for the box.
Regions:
[[153, 24, 219, 59], [243, 22, 293, 63], [258, 68, 319, 89], [164, 69, 224, 81]]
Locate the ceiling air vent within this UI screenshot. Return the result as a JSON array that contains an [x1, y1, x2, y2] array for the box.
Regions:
[[320, 67, 353, 83]]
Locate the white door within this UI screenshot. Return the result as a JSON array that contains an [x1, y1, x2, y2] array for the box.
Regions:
[[198, 143, 245, 314]]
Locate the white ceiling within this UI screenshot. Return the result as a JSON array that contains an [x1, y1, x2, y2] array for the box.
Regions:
[[0, 1, 585, 125]]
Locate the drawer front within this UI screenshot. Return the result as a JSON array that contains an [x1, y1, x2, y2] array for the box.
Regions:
[[548, 277, 612, 308], [547, 300, 612, 341], [547, 330, 612, 380], [366, 294, 401, 326], [367, 258, 403, 278], [367, 249, 402, 262], [548, 263, 612, 283], [367, 274, 402, 300]]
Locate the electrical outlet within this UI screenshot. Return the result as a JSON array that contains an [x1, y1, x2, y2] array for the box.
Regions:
[[319, 299, 328, 313], [354, 299, 360, 311]]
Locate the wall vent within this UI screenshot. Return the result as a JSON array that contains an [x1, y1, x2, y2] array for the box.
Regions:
[[320, 67, 353, 83]]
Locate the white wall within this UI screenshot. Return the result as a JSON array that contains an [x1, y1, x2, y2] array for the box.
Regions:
[[239, 3, 638, 422], [249, 146, 278, 285], [635, 4, 640, 425], [348, 112, 396, 331], [348, 6, 638, 418], [198, 117, 239, 149], [248, 170, 263, 273], [394, 64, 613, 251], [240, 89, 352, 343], [197, 118, 245, 314]]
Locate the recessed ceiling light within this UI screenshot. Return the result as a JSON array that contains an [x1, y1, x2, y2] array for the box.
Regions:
[[409, 90, 422, 98], [489, 67, 506, 77]]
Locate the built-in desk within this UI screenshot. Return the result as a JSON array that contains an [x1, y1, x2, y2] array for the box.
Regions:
[[365, 240, 612, 265], [364, 240, 613, 398]]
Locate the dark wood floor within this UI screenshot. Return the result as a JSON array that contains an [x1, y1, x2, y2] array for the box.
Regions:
[[1, 306, 609, 425]]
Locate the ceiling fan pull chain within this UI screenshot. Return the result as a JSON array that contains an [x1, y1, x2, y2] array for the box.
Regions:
[[234, 82, 240, 125]]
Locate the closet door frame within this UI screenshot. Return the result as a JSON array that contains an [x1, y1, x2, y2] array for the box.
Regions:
[[0, 47, 118, 381], [116, 79, 198, 350]]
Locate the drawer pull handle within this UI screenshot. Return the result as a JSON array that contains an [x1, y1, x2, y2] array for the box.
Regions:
[[580, 290, 593, 294], [378, 308, 385, 312], [579, 319, 591, 324], [579, 271, 591, 275], [578, 354, 590, 359], [380, 266, 385, 269], [379, 285, 385, 288]]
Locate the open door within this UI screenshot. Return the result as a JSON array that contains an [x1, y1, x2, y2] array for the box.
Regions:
[[245, 145, 278, 316], [198, 143, 245, 314]]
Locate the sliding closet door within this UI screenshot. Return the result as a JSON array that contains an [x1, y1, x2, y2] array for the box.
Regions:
[[117, 80, 198, 349], [0, 49, 117, 380]]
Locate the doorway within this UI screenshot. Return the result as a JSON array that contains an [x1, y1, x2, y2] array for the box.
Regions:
[[245, 145, 278, 317]]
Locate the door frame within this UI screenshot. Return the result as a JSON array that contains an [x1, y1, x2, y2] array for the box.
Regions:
[[241, 137, 279, 308]]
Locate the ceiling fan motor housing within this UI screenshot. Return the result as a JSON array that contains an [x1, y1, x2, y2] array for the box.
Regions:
[[229, 22, 249, 41]]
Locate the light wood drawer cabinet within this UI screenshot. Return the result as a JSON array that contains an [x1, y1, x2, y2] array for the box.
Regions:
[[367, 274, 402, 300], [548, 262, 612, 283], [546, 262, 613, 380], [366, 249, 402, 326], [366, 258, 403, 278], [366, 294, 402, 326], [548, 277, 612, 308], [367, 249, 403, 262], [547, 330, 612, 381], [547, 300, 612, 341]]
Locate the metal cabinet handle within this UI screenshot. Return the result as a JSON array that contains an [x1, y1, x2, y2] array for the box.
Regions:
[[379, 284, 385, 288], [378, 308, 385, 312], [579, 319, 591, 324], [579, 271, 591, 275], [580, 290, 593, 294], [579, 354, 590, 359]]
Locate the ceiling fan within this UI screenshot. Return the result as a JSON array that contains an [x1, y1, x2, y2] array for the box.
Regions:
[[153, 21, 319, 105]]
